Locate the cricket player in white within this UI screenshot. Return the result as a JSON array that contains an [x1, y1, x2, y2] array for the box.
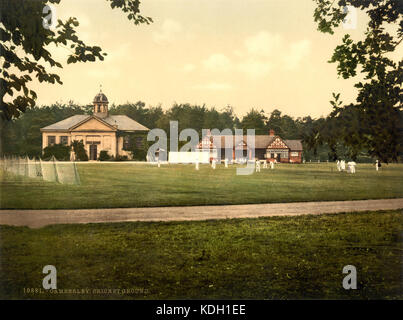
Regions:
[[347, 161, 356, 173], [212, 159, 216, 169], [340, 160, 346, 171], [255, 159, 261, 172]]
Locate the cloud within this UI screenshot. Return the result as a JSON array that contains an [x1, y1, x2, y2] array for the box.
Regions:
[[237, 31, 311, 77], [87, 67, 120, 79], [238, 59, 272, 78], [194, 32, 311, 80], [183, 63, 196, 72], [193, 82, 232, 91], [152, 19, 182, 44], [75, 13, 90, 28], [106, 43, 132, 62], [244, 31, 283, 57], [284, 39, 311, 70], [202, 53, 231, 71]]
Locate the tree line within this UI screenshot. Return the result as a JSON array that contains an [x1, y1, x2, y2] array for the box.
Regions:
[[2, 101, 400, 162]]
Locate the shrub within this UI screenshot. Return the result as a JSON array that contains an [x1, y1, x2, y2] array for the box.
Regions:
[[115, 155, 128, 161], [71, 141, 88, 161], [99, 150, 111, 161], [42, 143, 71, 161]]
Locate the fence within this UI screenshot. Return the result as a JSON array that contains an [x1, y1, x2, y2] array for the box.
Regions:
[[0, 156, 80, 185]]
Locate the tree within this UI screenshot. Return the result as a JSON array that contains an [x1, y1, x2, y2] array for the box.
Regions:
[[121, 132, 149, 161], [71, 140, 88, 161], [241, 109, 268, 135], [311, 0, 403, 162], [266, 109, 283, 136], [0, 0, 152, 121], [109, 102, 164, 129], [0, 102, 86, 157]]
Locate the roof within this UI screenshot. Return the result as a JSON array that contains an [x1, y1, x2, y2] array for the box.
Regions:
[[285, 140, 303, 151], [103, 115, 149, 131], [200, 135, 302, 151], [41, 115, 89, 131], [41, 115, 149, 132], [93, 92, 108, 103]]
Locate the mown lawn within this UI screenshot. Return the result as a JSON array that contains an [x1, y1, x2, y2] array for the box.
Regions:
[[1, 163, 403, 209], [0, 210, 402, 299]]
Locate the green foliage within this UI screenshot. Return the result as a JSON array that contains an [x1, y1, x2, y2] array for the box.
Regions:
[[71, 140, 88, 161], [267, 109, 301, 139], [155, 103, 241, 137], [241, 108, 267, 135], [121, 132, 148, 161], [99, 150, 111, 161], [3, 100, 390, 162], [312, 0, 403, 163], [115, 155, 129, 161], [0, 0, 151, 120], [109, 102, 163, 129], [0, 103, 86, 157], [42, 143, 70, 161]]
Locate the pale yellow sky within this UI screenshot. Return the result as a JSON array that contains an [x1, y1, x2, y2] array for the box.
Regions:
[[27, 0, 401, 118]]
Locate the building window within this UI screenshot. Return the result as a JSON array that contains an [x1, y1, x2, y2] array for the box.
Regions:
[[60, 136, 68, 145], [135, 137, 143, 148], [291, 152, 299, 157], [48, 136, 56, 146], [280, 151, 289, 158], [123, 136, 130, 150]]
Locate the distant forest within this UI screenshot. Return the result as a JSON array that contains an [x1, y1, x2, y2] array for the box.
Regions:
[[0, 101, 383, 162]]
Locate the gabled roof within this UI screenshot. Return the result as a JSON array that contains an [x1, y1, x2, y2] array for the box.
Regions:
[[285, 140, 303, 151], [255, 136, 276, 149], [267, 136, 289, 149], [41, 115, 89, 131], [103, 115, 149, 131], [41, 114, 149, 132], [69, 115, 118, 131]]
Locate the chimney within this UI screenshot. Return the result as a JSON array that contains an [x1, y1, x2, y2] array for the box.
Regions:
[[269, 129, 275, 136]]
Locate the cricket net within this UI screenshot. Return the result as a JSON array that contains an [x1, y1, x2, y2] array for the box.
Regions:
[[0, 155, 80, 185]]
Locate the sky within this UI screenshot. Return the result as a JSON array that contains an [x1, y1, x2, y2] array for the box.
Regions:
[[26, 0, 401, 118]]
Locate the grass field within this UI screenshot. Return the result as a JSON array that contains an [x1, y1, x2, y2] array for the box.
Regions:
[[0, 210, 402, 299], [1, 163, 403, 209]]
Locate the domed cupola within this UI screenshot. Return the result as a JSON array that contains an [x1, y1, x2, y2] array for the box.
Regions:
[[93, 88, 109, 118]]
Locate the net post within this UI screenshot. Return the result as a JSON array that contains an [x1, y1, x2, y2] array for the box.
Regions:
[[73, 161, 81, 185]]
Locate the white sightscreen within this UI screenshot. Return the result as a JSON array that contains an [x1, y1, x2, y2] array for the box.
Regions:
[[168, 151, 210, 164]]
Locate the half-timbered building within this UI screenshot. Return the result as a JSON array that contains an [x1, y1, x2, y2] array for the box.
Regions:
[[197, 129, 303, 163]]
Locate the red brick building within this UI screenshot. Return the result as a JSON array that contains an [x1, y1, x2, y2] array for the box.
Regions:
[[197, 129, 303, 163]]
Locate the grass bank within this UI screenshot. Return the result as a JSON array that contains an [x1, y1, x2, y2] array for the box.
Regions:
[[1, 210, 402, 299]]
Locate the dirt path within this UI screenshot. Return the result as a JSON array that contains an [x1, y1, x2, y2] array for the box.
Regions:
[[1, 198, 403, 228]]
